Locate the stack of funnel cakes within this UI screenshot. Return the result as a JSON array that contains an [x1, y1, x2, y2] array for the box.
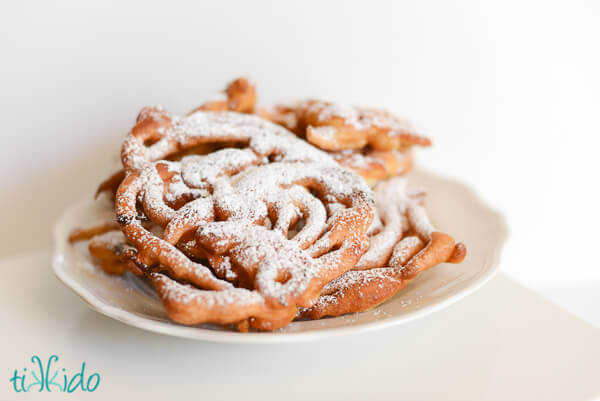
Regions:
[[69, 79, 465, 332]]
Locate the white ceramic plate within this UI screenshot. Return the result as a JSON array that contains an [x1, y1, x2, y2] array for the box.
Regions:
[[52, 169, 508, 343]]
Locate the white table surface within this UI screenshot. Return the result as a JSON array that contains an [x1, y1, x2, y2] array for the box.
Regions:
[[1, 250, 598, 401]]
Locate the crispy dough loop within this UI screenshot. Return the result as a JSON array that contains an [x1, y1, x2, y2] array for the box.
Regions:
[[95, 170, 126, 199], [276, 186, 327, 249], [68, 222, 120, 243], [88, 231, 138, 275], [191, 78, 257, 114], [332, 149, 414, 184]]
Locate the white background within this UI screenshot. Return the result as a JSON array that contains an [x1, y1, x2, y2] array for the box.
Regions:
[[1, 0, 599, 325]]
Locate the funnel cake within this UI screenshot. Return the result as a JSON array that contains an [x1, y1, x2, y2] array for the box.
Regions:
[[266, 100, 431, 151], [264, 100, 430, 182], [113, 109, 375, 330], [298, 177, 466, 320]]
